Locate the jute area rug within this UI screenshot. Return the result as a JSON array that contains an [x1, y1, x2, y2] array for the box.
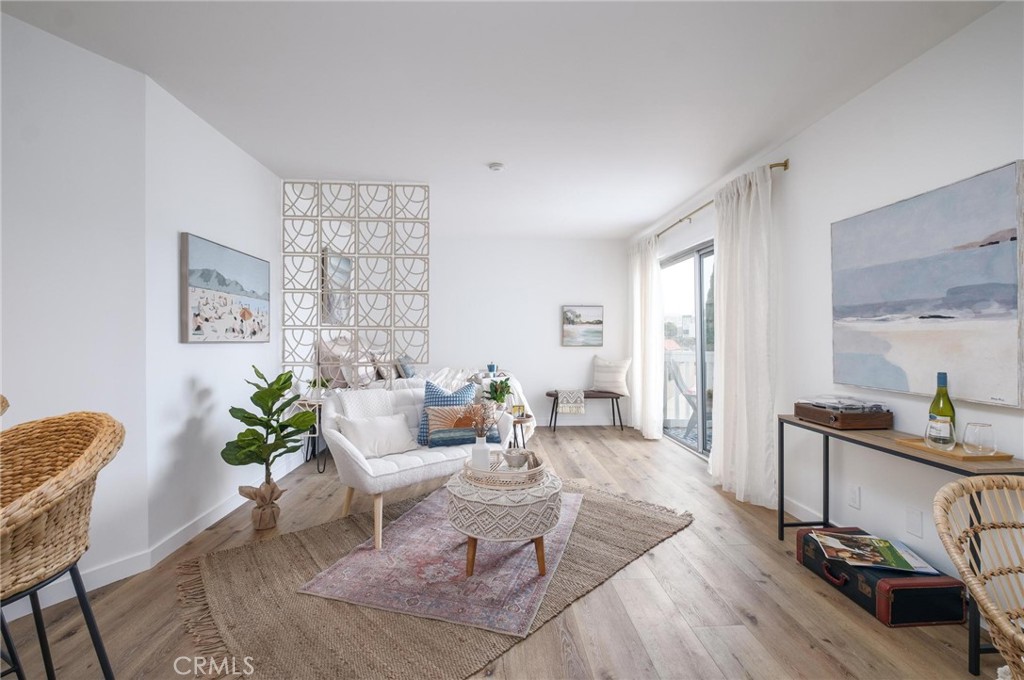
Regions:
[[178, 480, 693, 680]]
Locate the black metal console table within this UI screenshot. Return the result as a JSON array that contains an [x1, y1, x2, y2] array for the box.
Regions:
[[777, 414, 1024, 676]]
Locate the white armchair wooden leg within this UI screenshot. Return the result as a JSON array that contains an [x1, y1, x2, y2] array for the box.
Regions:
[[373, 493, 384, 550], [341, 486, 354, 517]]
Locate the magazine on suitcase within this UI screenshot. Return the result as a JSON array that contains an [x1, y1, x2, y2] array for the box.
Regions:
[[797, 527, 965, 627]]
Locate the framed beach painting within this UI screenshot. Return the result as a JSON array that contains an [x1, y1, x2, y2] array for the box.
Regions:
[[831, 161, 1022, 407], [180, 233, 271, 343], [562, 305, 604, 347]]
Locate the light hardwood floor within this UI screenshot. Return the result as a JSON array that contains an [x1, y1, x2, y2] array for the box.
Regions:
[[5, 426, 1000, 679]]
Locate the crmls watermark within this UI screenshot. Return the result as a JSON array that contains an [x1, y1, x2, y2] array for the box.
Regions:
[[174, 656, 255, 676]]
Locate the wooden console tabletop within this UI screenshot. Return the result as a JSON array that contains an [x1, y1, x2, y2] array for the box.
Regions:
[[778, 414, 1024, 476], [777, 414, 1024, 676]]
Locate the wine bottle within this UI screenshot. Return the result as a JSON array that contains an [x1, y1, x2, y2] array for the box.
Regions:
[[925, 372, 956, 451]]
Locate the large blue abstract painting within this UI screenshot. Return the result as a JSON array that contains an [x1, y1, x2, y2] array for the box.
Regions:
[[832, 161, 1022, 407]]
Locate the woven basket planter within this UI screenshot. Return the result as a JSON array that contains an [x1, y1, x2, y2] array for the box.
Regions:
[[1, 412, 124, 600]]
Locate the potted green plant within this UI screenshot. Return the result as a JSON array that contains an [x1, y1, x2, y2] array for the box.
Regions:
[[486, 377, 512, 410], [307, 376, 332, 400], [221, 366, 317, 530]]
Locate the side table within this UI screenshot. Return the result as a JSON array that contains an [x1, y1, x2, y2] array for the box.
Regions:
[[294, 398, 326, 473], [445, 470, 562, 576], [511, 414, 534, 448]]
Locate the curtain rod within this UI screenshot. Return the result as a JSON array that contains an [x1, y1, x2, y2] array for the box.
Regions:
[[656, 158, 790, 238]]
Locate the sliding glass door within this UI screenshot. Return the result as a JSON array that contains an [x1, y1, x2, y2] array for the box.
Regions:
[[662, 244, 714, 456]]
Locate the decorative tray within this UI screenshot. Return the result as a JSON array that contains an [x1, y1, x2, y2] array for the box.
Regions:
[[894, 437, 1014, 462], [463, 450, 547, 489]]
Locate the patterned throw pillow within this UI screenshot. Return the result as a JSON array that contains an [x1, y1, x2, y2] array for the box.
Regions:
[[424, 405, 501, 448], [418, 380, 476, 445]]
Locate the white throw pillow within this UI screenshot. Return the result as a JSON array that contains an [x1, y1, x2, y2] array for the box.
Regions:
[[338, 388, 393, 420], [335, 413, 418, 458], [592, 356, 631, 397]]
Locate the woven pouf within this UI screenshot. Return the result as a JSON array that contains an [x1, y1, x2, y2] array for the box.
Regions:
[[446, 471, 562, 543], [445, 470, 563, 576]]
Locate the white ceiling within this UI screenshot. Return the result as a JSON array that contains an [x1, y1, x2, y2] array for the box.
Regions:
[[3, 1, 996, 238]]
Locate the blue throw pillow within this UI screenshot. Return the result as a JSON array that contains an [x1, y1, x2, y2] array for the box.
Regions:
[[428, 427, 501, 448], [418, 380, 477, 445], [396, 354, 418, 379]]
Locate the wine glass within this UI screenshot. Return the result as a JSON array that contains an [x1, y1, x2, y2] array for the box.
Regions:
[[963, 423, 997, 456]]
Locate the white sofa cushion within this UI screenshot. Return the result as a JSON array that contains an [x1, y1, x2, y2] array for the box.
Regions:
[[335, 413, 418, 459], [338, 388, 394, 419]]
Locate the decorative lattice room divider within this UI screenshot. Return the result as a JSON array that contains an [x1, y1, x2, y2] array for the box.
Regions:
[[281, 181, 429, 389]]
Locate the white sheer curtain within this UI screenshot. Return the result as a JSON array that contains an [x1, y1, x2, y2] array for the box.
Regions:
[[629, 235, 664, 439], [709, 166, 777, 507]]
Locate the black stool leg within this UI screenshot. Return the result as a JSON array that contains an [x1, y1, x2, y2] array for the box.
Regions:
[[1, 611, 26, 680], [70, 565, 114, 680], [615, 398, 624, 431], [29, 593, 55, 680], [609, 399, 616, 428]]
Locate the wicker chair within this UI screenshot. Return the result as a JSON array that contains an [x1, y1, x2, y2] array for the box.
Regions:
[[0, 412, 124, 680], [934, 475, 1024, 678]]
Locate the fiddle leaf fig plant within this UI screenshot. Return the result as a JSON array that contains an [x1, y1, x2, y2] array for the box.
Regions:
[[222, 366, 317, 485]]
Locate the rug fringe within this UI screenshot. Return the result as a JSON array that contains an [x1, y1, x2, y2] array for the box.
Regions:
[[176, 559, 234, 679]]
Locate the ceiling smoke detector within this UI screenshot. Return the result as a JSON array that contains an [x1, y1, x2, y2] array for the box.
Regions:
[[487, 162, 506, 172]]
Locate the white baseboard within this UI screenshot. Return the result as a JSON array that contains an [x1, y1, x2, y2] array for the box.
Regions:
[[3, 452, 309, 621], [783, 495, 820, 523]]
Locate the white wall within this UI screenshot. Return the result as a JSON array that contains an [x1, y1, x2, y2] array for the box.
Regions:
[[144, 80, 287, 564], [2, 16, 151, 583], [766, 4, 1023, 570], [431, 235, 630, 426], [1, 19, 289, 616]]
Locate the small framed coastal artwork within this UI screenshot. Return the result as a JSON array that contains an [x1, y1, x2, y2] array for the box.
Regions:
[[180, 233, 271, 343], [562, 305, 604, 347], [831, 161, 1022, 407]]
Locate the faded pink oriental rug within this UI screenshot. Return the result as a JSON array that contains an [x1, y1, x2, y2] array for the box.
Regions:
[[299, 488, 582, 637]]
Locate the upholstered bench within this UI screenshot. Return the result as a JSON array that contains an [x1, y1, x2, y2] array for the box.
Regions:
[[545, 390, 624, 431]]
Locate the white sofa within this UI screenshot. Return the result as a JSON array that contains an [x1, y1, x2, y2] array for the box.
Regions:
[[321, 378, 512, 549]]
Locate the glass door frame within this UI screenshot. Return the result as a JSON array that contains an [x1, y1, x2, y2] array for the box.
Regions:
[[661, 239, 714, 457]]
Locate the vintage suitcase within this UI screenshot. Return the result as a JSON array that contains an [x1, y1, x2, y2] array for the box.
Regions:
[[797, 527, 965, 627], [794, 403, 893, 430]]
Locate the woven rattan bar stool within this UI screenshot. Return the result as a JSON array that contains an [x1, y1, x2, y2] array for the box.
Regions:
[[0, 412, 124, 680], [934, 475, 1024, 679]]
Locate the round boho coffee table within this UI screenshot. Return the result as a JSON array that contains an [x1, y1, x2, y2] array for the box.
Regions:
[[445, 468, 562, 576]]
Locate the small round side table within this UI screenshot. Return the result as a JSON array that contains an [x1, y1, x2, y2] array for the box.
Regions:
[[511, 414, 534, 448], [445, 470, 562, 576]]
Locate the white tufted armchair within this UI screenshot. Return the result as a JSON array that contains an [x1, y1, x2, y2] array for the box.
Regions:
[[321, 380, 512, 548]]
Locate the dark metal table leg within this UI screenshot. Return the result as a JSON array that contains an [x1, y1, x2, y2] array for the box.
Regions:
[[615, 398, 624, 431], [610, 399, 616, 428], [0, 612, 26, 680], [822, 435, 830, 528], [549, 396, 557, 429], [70, 565, 115, 680], [29, 593, 55, 680], [778, 420, 785, 541], [316, 440, 327, 473], [968, 599, 980, 675], [968, 494, 982, 675]]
